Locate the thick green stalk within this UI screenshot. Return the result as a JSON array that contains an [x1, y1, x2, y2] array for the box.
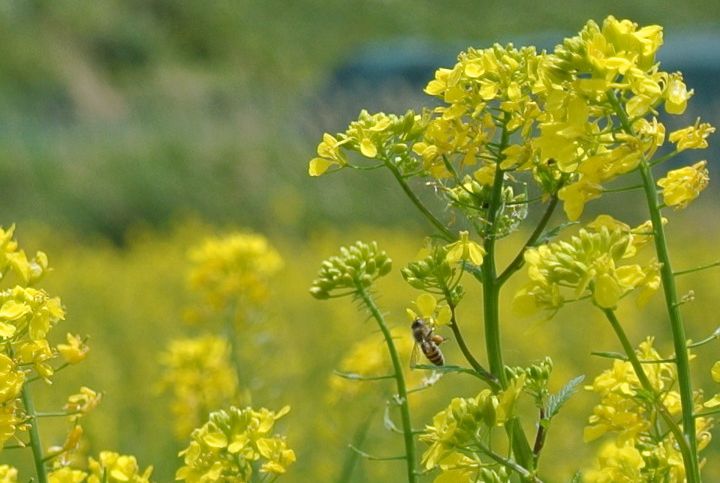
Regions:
[[21, 383, 49, 483], [357, 287, 417, 483], [638, 161, 700, 481], [602, 309, 695, 477], [482, 115, 511, 388]]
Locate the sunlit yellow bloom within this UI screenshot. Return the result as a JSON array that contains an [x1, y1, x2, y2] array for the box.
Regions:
[[664, 73, 693, 115], [57, 333, 89, 364], [49, 466, 88, 483], [65, 387, 102, 418], [657, 160, 709, 209], [308, 133, 349, 176], [87, 451, 153, 483], [16, 339, 54, 381], [584, 441, 645, 483], [445, 231, 485, 266], [0, 354, 24, 404], [0, 465, 17, 483], [188, 232, 282, 323], [177, 405, 294, 482], [668, 121, 715, 151], [557, 178, 603, 221], [257, 437, 296, 475], [712, 361, 720, 383], [0, 402, 23, 447], [158, 335, 239, 438]]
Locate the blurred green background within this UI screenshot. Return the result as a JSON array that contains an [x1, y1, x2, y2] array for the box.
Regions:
[[1, 1, 719, 481]]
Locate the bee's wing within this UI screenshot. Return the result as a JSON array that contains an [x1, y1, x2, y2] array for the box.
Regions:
[[410, 341, 421, 369]]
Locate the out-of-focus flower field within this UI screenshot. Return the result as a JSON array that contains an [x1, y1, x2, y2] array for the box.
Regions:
[[6, 210, 716, 481]]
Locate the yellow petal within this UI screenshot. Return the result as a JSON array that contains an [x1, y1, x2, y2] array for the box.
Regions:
[[416, 294, 437, 318], [712, 361, 720, 383], [360, 138, 377, 158], [308, 158, 333, 176]]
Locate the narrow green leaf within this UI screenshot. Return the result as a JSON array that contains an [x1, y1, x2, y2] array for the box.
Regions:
[[547, 375, 585, 419]]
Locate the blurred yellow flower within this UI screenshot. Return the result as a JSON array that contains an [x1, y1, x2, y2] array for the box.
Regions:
[[87, 451, 153, 483]]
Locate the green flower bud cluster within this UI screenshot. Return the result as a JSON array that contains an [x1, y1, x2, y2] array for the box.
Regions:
[[401, 245, 456, 294], [514, 222, 658, 314], [309, 241, 392, 299], [477, 466, 510, 483], [506, 357, 553, 401]]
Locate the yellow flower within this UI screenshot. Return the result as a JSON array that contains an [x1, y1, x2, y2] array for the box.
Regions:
[[87, 451, 153, 483], [158, 335, 239, 438], [664, 73, 693, 115], [657, 160, 709, 209], [65, 387, 102, 418], [668, 120, 715, 151], [308, 133, 349, 176], [584, 441, 645, 483], [57, 333, 89, 364], [0, 354, 24, 404], [0, 466, 17, 483], [445, 231, 485, 266], [49, 467, 88, 483], [0, 402, 23, 447], [558, 178, 603, 221], [177, 406, 294, 482], [187, 232, 282, 322], [515, 222, 657, 313]]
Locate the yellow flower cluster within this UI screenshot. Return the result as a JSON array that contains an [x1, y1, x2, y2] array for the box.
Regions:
[[584, 339, 713, 482], [0, 225, 89, 447], [48, 451, 154, 483], [158, 335, 240, 438], [420, 375, 525, 471], [176, 405, 295, 482], [310, 17, 712, 225], [186, 233, 282, 324], [309, 110, 424, 176], [513, 216, 659, 315]]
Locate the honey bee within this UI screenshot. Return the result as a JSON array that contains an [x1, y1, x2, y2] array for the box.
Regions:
[[411, 318, 446, 366]]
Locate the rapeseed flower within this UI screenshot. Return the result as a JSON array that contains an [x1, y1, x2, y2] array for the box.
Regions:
[[657, 161, 709, 209]]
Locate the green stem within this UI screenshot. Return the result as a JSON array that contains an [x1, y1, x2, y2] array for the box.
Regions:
[[20, 381, 49, 483], [225, 308, 245, 388], [356, 287, 417, 483], [482, 114, 510, 387], [602, 308, 695, 478], [497, 196, 558, 286], [440, 284, 499, 390], [608, 92, 701, 483], [481, 114, 535, 473], [474, 439, 542, 482], [638, 161, 700, 480], [384, 160, 453, 241], [674, 260, 720, 277]]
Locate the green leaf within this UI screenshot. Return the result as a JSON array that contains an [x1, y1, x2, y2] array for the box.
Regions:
[[507, 418, 534, 472], [547, 375, 585, 419]]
